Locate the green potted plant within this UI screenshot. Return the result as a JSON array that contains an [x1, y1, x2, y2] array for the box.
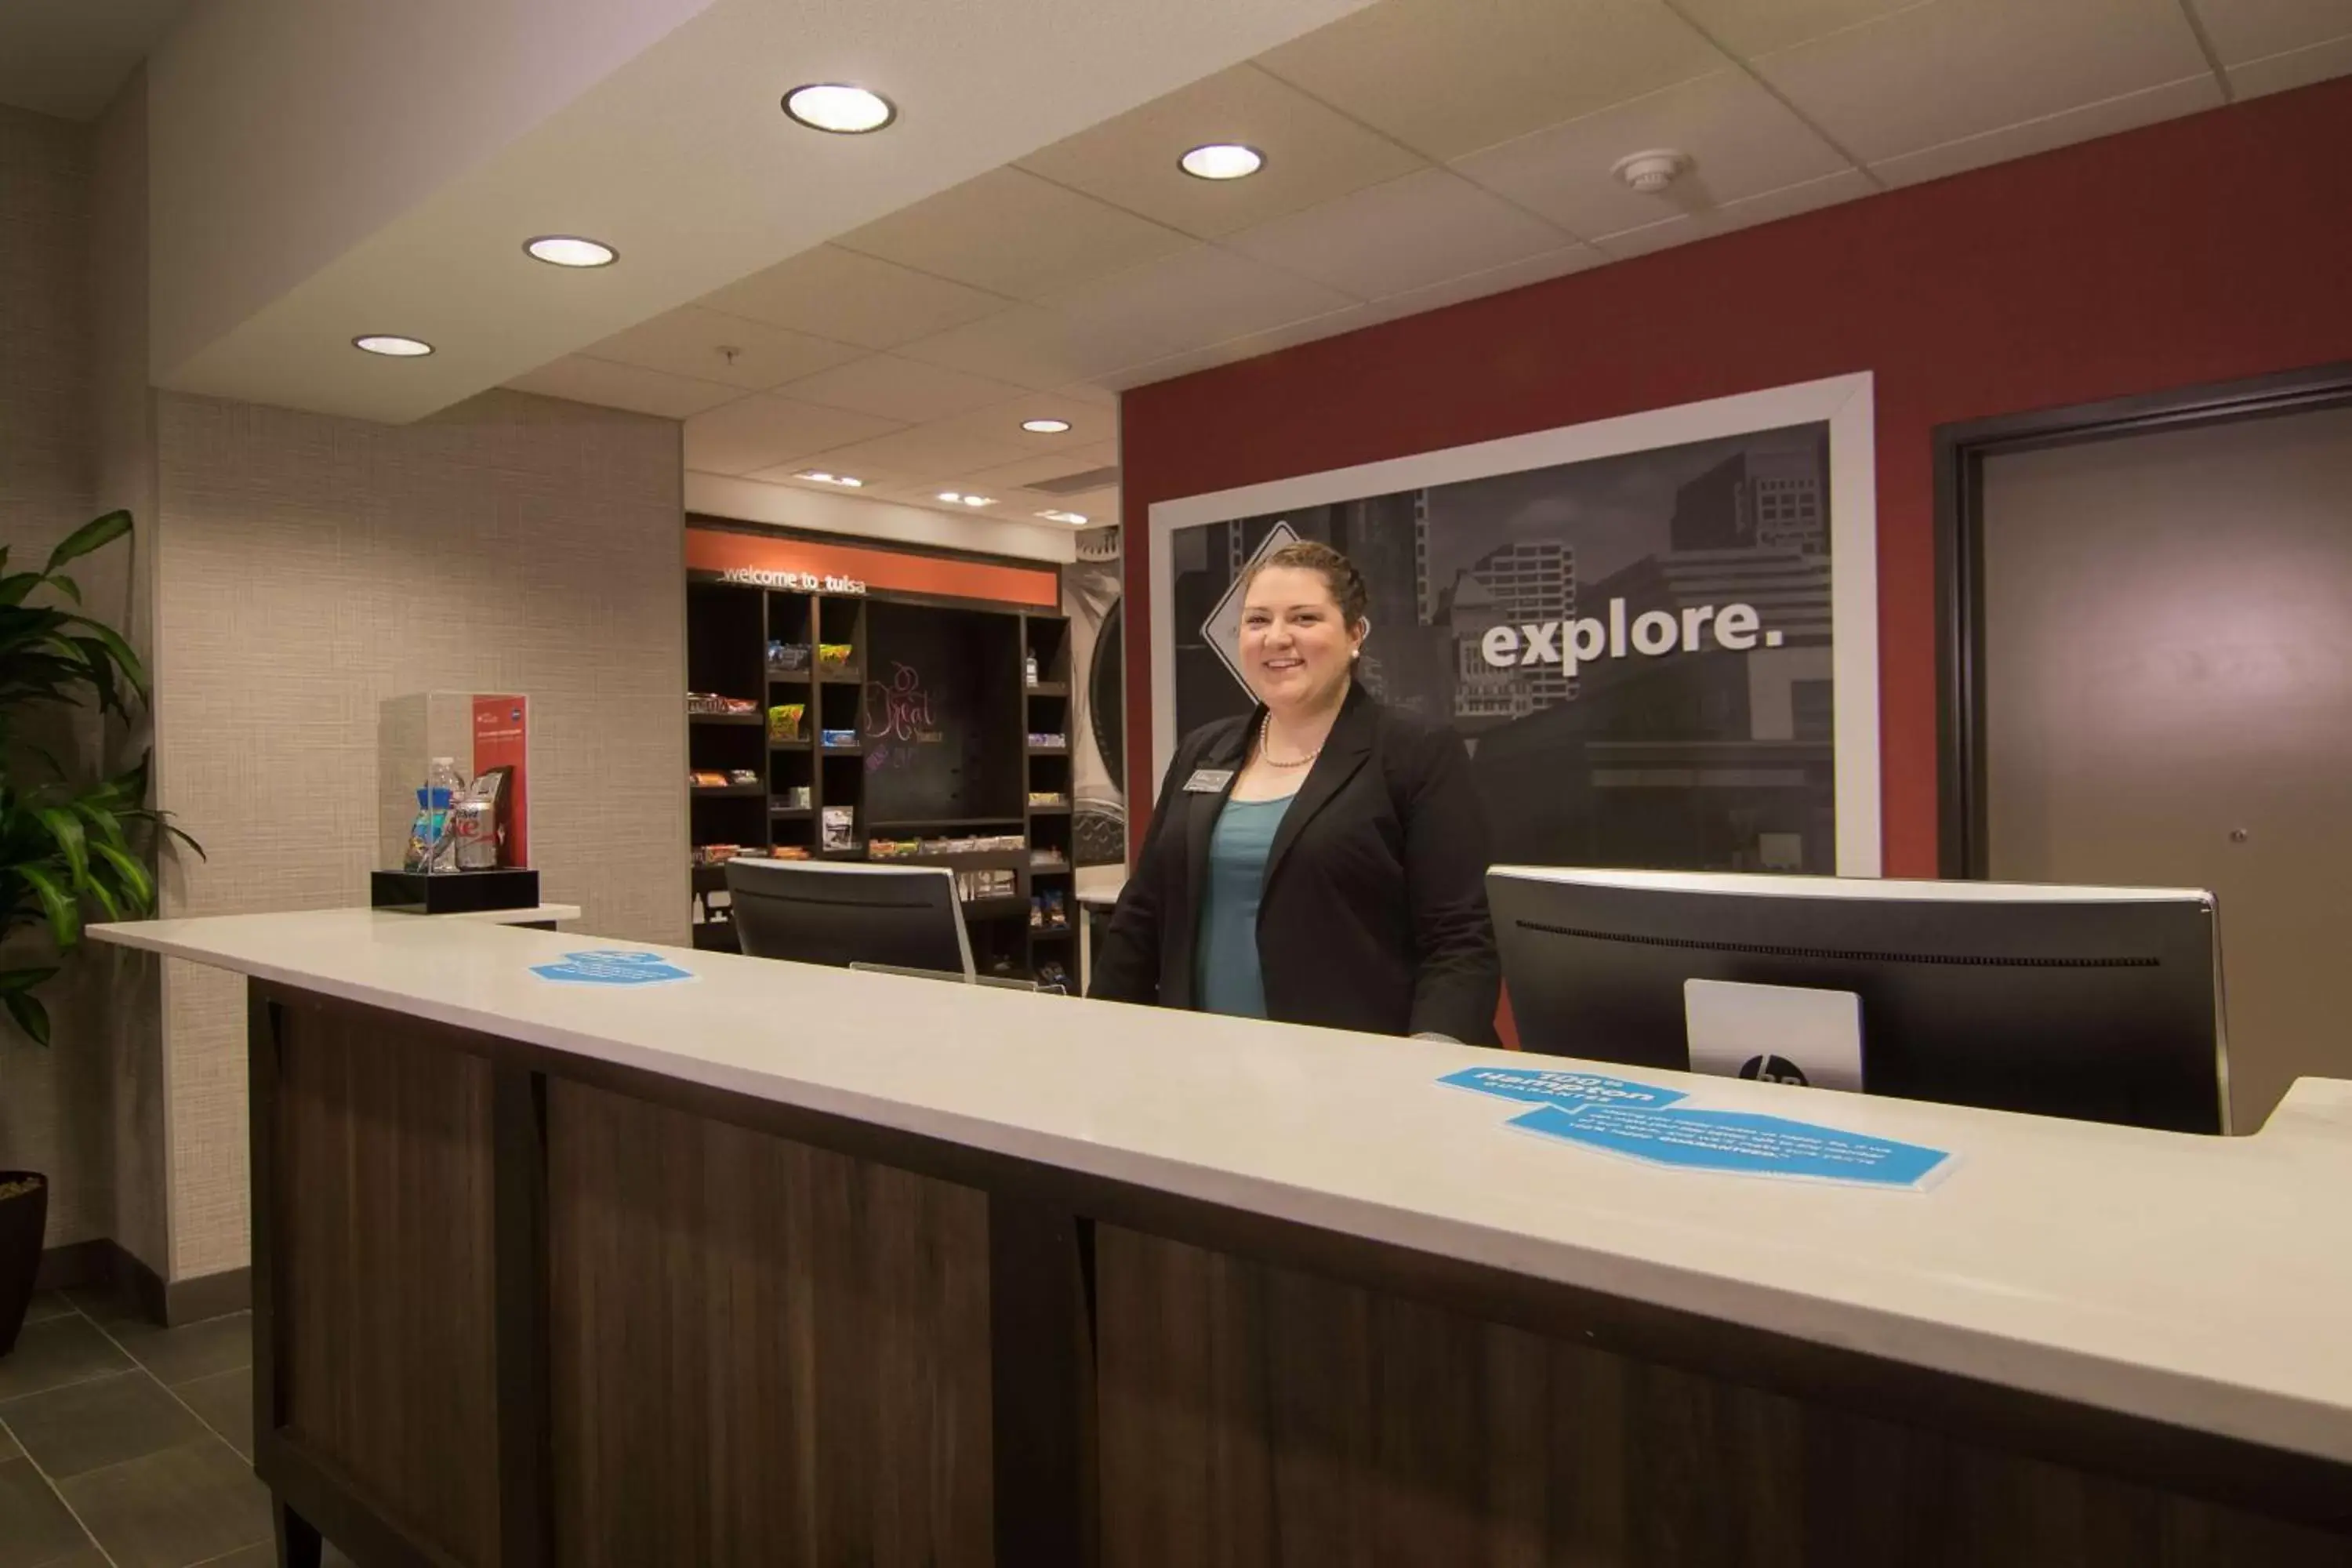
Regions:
[[1, 511, 199, 1354]]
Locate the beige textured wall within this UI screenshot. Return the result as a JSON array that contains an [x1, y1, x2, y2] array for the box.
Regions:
[[152, 387, 687, 1278], [89, 69, 171, 1277], [0, 103, 116, 1251]]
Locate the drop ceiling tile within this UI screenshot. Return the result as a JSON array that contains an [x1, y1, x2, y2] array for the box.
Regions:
[[742, 461, 920, 493], [1751, 0, 2210, 163], [1035, 487, 1120, 526], [579, 306, 863, 390], [1352, 241, 1610, 324], [1223, 167, 1576, 300], [1015, 64, 1425, 241], [1593, 167, 1876, 259], [1044, 245, 1359, 372], [893, 306, 1151, 391], [681, 395, 904, 476], [834, 167, 1196, 303], [962, 441, 1123, 491], [697, 245, 1014, 351], [880, 477, 1055, 513], [801, 426, 1035, 481], [503, 355, 739, 419], [1254, 0, 1729, 161], [924, 398, 1121, 454], [1871, 74, 2223, 187], [1103, 303, 1374, 390], [2228, 31, 2352, 96], [1671, 0, 1936, 56], [775, 354, 1029, 423], [2187, 0, 2352, 64], [1454, 70, 1855, 242]]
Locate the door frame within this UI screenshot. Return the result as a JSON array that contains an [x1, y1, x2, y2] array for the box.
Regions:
[[1933, 361, 2352, 877]]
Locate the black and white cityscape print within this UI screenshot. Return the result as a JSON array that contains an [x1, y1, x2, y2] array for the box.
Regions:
[[1167, 422, 1837, 874]]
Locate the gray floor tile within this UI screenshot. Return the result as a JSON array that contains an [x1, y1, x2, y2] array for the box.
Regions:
[[0, 1317, 134, 1403], [58, 1285, 140, 1329], [175, 1368, 252, 1461], [0, 1422, 18, 1461], [56, 1438, 270, 1568], [104, 1311, 252, 1388], [0, 1456, 93, 1568], [18, 1294, 74, 1327], [28, 1550, 111, 1568], [188, 1547, 274, 1568], [0, 1369, 207, 1481]]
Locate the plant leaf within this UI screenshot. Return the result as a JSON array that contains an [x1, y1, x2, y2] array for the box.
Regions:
[[71, 797, 129, 850], [59, 615, 147, 698], [90, 840, 157, 912], [83, 877, 124, 924], [44, 510, 132, 574], [45, 572, 82, 605], [0, 572, 43, 606], [69, 637, 122, 717], [0, 966, 60, 995], [20, 864, 82, 949], [4, 990, 52, 1047], [34, 806, 89, 887]]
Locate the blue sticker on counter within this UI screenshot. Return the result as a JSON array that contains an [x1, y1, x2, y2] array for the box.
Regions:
[[1439, 1065, 1687, 1111], [1509, 1104, 1950, 1190], [530, 949, 695, 986]]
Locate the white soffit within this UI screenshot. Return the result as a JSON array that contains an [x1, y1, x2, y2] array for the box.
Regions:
[[147, 0, 1381, 422]]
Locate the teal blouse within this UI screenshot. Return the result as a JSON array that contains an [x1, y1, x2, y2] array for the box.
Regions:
[[1195, 794, 1295, 1018]]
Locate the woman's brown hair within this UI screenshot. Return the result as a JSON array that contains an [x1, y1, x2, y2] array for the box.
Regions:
[[1241, 539, 1370, 631]]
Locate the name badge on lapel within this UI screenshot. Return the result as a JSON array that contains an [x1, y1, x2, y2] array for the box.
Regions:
[[1181, 768, 1234, 794]]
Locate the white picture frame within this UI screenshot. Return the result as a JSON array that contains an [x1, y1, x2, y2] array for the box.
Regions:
[[1145, 372, 1881, 876]]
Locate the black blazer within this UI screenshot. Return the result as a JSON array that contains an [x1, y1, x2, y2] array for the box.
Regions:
[[1090, 683, 1501, 1044]]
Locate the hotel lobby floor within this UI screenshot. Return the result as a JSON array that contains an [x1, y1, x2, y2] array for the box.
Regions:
[[0, 1291, 354, 1568]]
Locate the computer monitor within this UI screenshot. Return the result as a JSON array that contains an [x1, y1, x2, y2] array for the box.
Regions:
[[724, 858, 974, 979], [1488, 868, 2227, 1134]]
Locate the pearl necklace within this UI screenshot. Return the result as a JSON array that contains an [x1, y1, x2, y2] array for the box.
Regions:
[[1258, 712, 1323, 769]]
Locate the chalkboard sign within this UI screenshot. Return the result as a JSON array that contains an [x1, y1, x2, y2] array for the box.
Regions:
[[861, 604, 1021, 824]]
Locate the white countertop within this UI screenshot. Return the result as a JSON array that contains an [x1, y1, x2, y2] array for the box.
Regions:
[[93, 909, 2352, 1466], [413, 903, 580, 925]]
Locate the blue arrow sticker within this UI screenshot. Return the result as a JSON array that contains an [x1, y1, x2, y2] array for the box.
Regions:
[[1439, 1065, 1688, 1112], [529, 949, 696, 986], [1510, 1104, 1951, 1190]]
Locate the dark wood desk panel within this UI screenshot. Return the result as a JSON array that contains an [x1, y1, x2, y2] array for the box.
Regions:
[[1093, 1225, 2352, 1568], [268, 995, 503, 1567], [544, 1079, 993, 1566]]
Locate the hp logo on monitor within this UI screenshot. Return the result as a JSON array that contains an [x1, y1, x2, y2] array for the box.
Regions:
[[1738, 1054, 1811, 1087]]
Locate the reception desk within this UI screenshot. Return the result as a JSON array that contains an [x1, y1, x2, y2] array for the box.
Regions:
[[93, 910, 2352, 1567]]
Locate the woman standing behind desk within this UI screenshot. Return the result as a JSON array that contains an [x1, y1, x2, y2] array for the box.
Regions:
[[1091, 541, 1500, 1043]]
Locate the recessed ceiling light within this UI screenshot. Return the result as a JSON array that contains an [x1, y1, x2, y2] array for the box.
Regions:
[[1180, 143, 1263, 180], [962, 495, 993, 507], [353, 334, 434, 358], [938, 491, 964, 503], [795, 470, 865, 488], [783, 83, 895, 134], [1021, 418, 1073, 434], [1038, 510, 1089, 525], [524, 235, 618, 268]]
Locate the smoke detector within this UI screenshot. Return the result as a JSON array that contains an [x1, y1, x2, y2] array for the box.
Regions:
[[1612, 149, 1690, 194]]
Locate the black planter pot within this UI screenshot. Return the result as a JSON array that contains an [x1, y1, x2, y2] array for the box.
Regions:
[[0, 1170, 48, 1356]]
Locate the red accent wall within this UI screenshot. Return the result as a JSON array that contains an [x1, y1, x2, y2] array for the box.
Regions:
[[1120, 78, 2352, 875]]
